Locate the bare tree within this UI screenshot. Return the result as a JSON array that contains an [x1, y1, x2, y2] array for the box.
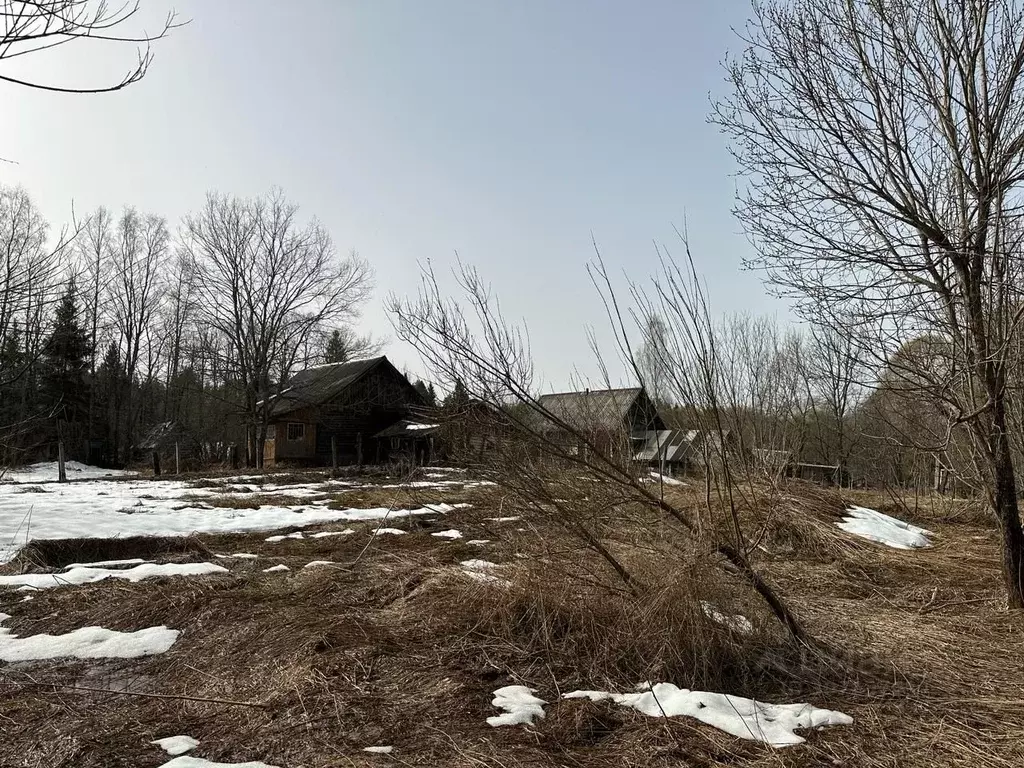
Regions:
[[389, 256, 809, 644], [107, 207, 167, 462], [713, 0, 1024, 607], [183, 189, 373, 467], [0, 1, 180, 93]]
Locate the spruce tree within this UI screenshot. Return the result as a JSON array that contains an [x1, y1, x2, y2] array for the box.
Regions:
[[324, 330, 348, 364], [42, 283, 92, 426]]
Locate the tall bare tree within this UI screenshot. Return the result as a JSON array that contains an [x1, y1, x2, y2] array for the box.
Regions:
[[107, 207, 167, 461], [713, 0, 1024, 605], [183, 189, 372, 467], [0, 1, 180, 93]]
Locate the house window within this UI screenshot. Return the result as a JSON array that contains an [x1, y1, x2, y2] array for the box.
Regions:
[[287, 422, 305, 441]]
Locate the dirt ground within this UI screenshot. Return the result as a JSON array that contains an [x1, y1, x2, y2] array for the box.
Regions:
[[1, 472, 1022, 767]]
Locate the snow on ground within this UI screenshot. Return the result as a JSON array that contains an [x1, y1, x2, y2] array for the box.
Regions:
[[563, 684, 852, 746], [311, 529, 355, 538], [1, 461, 133, 483], [431, 529, 462, 540], [373, 528, 406, 536], [700, 601, 754, 634], [215, 553, 259, 560], [0, 621, 179, 661], [261, 565, 290, 573], [466, 539, 490, 545], [151, 736, 200, 756], [487, 685, 547, 726], [362, 746, 394, 754], [265, 532, 304, 542], [648, 472, 684, 486], [64, 558, 146, 569], [0, 473, 462, 562], [159, 758, 281, 768], [303, 560, 334, 568], [486, 516, 520, 523], [0, 562, 228, 591], [460, 559, 510, 586], [837, 505, 933, 549]]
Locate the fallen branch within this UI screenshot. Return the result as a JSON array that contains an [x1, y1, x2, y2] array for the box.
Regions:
[[16, 682, 268, 709]]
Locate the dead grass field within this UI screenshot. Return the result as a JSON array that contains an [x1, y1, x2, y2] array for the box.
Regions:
[[1, 472, 1023, 767]]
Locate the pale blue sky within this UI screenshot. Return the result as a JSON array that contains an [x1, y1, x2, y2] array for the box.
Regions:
[[0, 0, 790, 390]]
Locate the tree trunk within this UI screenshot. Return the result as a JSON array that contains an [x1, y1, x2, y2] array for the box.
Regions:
[[990, 403, 1024, 608]]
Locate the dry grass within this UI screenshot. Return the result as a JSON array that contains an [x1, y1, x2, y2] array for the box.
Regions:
[[1, 477, 1023, 767]]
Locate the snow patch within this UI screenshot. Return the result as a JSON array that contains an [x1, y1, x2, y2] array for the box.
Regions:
[[837, 506, 932, 549], [487, 685, 547, 726], [158, 758, 281, 768], [373, 528, 406, 536], [1, 461, 133, 483], [64, 558, 146, 569], [466, 539, 490, 545], [562, 683, 852, 746], [303, 560, 335, 568], [0, 625, 179, 661], [648, 472, 684, 486], [431, 529, 462, 540], [261, 565, 290, 573], [0, 562, 228, 591], [701, 601, 754, 634], [486, 516, 520, 523], [311, 529, 354, 538], [265, 532, 304, 542], [362, 746, 394, 754], [151, 736, 199, 756]]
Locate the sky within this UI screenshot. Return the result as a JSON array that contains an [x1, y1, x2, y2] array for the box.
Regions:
[[0, 0, 793, 392]]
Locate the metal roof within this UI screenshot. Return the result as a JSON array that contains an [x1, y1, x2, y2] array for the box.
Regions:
[[374, 420, 441, 439], [268, 357, 389, 417], [534, 387, 644, 432], [632, 429, 699, 463]]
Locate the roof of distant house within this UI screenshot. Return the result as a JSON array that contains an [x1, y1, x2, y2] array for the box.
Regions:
[[533, 387, 646, 432], [268, 356, 417, 418]]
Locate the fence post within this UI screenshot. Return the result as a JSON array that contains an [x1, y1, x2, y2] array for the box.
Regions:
[[152, 450, 161, 477]]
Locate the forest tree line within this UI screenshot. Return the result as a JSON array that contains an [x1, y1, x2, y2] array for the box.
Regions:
[[0, 185, 377, 468]]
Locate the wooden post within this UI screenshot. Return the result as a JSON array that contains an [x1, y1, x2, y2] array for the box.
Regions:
[[175, 442, 180, 475], [356, 432, 363, 467], [57, 427, 67, 483], [331, 435, 338, 470], [152, 450, 161, 477], [229, 444, 239, 470]]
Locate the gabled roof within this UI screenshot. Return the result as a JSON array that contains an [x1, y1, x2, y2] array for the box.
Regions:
[[534, 387, 645, 432], [269, 356, 413, 418]]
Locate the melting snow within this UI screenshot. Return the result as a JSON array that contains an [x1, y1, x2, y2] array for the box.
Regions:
[[1, 461, 133, 483], [837, 506, 932, 549], [151, 736, 199, 756], [303, 560, 335, 568], [563, 684, 852, 746], [311, 529, 355, 538], [486, 516, 520, 523], [0, 562, 228, 591], [701, 601, 754, 634], [373, 528, 406, 536], [648, 472, 684, 486], [362, 746, 394, 753], [466, 539, 490, 545], [64, 558, 146, 569], [431, 529, 463, 539], [0, 474, 461, 563], [158, 758, 281, 768], [0, 624, 179, 661], [487, 685, 547, 726], [262, 565, 290, 573], [460, 559, 510, 586]]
